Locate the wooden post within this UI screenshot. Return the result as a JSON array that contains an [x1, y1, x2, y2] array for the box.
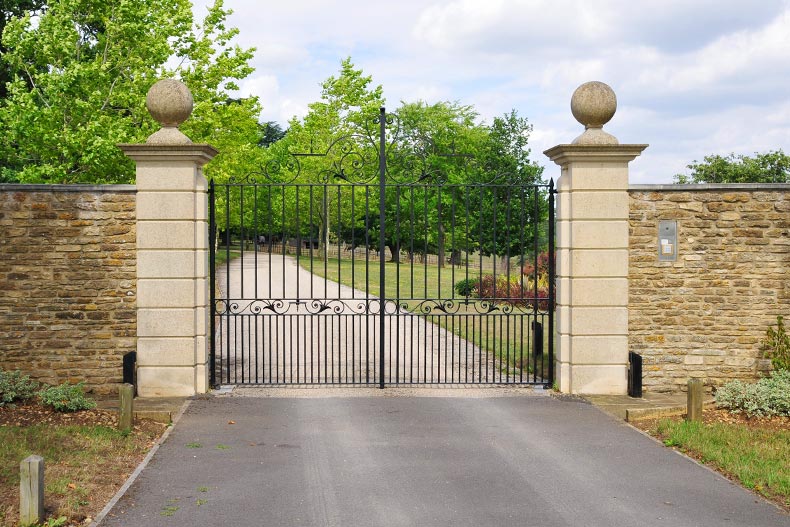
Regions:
[[20, 455, 44, 526], [687, 379, 703, 422], [118, 383, 134, 433]]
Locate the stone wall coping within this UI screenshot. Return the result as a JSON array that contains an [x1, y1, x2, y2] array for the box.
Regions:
[[118, 143, 218, 165], [544, 144, 649, 166], [0, 184, 136, 193], [630, 183, 790, 192]]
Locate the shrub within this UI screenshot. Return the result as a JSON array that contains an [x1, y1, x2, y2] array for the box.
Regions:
[[761, 315, 789, 371], [39, 382, 97, 412], [454, 278, 478, 297], [715, 370, 790, 417], [521, 251, 551, 278], [0, 369, 39, 406], [476, 274, 552, 311]]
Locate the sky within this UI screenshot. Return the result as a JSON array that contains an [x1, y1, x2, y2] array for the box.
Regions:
[[191, 0, 790, 184]]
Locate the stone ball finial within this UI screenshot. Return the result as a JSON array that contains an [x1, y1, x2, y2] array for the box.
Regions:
[[145, 79, 194, 144], [570, 81, 619, 145]]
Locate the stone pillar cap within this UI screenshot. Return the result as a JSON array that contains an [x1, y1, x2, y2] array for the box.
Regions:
[[570, 81, 618, 145], [145, 79, 194, 145]]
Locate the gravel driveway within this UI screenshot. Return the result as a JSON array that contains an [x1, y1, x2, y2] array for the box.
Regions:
[[215, 252, 516, 385]]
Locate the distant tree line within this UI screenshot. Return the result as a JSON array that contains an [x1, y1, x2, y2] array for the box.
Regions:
[[674, 150, 789, 184]]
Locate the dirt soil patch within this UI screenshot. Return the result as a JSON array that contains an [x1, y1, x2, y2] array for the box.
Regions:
[[0, 402, 167, 526], [632, 408, 790, 434]]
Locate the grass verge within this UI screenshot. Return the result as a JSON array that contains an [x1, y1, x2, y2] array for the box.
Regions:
[[646, 414, 789, 510]]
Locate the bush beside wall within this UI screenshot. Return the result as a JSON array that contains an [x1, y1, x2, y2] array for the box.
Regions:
[[0, 185, 136, 395], [629, 185, 789, 392]]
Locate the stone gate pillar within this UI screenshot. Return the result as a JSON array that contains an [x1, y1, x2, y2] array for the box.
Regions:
[[544, 82, 647, 395], [120, 80, 217, 397]]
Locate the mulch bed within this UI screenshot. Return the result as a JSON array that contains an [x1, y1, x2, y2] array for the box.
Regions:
[[631, 407, 790, 434]]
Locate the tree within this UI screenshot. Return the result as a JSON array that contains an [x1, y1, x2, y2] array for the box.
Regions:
[[473, 110, 546, 271], [0, 0, 45, 100], [386, 100, 486, 265], [0, 0, 261, 184], [269, 57, 385, 260], [258, 121, 286, 147], [674, 150, 790, 184]]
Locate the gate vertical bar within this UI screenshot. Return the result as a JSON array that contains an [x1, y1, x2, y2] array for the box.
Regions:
[[209, 180, 217, 388], [378, 107, 387, 389], [547, 179, 555, 386]]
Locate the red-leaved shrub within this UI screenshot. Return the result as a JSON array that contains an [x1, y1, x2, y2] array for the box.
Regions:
[[475, 275, 552, 311]]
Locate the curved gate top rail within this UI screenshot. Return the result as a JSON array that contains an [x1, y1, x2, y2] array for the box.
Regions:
[[209, 108, 555, 388]]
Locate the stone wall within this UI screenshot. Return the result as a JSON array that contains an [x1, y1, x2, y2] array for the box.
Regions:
[[0, 185, 136, 395], [629, 184, 789, 392]]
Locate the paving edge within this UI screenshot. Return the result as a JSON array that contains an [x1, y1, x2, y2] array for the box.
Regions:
[[91, 398, 192, 526]]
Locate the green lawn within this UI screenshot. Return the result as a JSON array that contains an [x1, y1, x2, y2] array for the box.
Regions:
[[655, 419, 790, 508], [301, 256, 553, 380], [213, 249, 241, 265]]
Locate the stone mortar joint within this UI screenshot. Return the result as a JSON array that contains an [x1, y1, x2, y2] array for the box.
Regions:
[[145, 79, 194, 145], [570, 81, 618, 145]]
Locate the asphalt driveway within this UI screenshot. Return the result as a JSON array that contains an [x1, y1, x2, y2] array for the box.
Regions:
[[99, 392, 788, 527]]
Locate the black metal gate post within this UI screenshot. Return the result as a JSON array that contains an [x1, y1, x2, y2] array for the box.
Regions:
[[209, 179, 217, 388], [378, 107, 387, 389], [547, 178, 555, 387]]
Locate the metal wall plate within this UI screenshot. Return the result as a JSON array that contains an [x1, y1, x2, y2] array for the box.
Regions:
[[658, 220, 677, 261]]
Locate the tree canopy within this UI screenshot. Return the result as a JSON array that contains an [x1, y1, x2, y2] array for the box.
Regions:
[[0, 0, 45, 100], [674, 150, 790, 184], [238, 58, 547, 266], [0, 0, 261, 183]]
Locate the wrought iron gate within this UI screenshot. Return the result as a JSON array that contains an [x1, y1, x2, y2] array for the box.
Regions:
[[210, 108, 554, 387]]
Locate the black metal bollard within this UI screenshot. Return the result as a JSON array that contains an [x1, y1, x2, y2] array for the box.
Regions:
[[628, 351, 643, 398]]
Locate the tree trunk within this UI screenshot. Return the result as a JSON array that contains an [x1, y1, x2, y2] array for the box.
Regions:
[[387, 241, 400, 263]]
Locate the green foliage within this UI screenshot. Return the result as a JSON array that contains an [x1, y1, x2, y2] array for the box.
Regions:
[[39, 516, 68, 527], [0, 368, 39, 406], [258, 121, 286, 147], [714, 370, 790, 417], [761, 315, 789, 371], [0, 0, 45, 100], [38, 382, 97, 412], [454, 278, 478, 297], [0, 0, 261, 183], [674, 150, 790, 184]]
